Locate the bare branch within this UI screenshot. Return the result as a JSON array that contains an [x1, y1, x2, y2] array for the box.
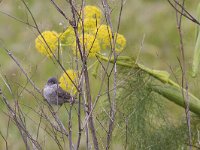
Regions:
[[170, 0, 192, 149]]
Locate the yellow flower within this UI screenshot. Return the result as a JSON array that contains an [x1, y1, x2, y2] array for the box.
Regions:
[[59, 26, 75, 46], [95, 25, 112, 49], [35, 31, 58, 57], [59, 70, 78, 95], [72, 34, 100, 57], [94, 25, 126, 52], [79, 18, 99, 33], [114, 33, 126, 52], [84, 5, 102, 21]]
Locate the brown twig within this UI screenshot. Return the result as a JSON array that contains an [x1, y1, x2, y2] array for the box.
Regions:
[[76, 92, 83, 150], [0, 90, 42, 150], [0, 130, 8, 150], [1, 46, 41, 94], [170, 0, 192, 149], [68, 0, 99, 149], [167, 0, 200, 26], [101, 0, 124, 148], [68, 104, 73, 150]]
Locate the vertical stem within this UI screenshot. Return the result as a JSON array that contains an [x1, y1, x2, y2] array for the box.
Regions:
[[173, 0, 192, 149], [83, 79, 90, 150], [68, 104, 73, 150], [76, 92, 82, 150], [101, 0, 119, 148], [68, 0, 99, 149], [83, 62, 99, 150]]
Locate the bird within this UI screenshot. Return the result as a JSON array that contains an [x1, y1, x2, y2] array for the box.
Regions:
[[43, 77, 75, 105]]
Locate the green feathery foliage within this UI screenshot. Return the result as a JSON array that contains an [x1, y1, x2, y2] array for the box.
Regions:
[[111, 68, 188, 149]]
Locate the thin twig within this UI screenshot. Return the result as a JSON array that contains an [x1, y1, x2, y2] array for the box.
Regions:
[[1, 46, 41, 94], [172, 0, 192, 149], [0, 131, 8, 150], [68, 104, 73, 150], [68, 0, 99, 149], [167, 0, 200, 26], [0, 91, 42, 150]]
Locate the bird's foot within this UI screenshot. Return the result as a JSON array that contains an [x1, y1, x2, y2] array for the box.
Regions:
[[70, 97, 75, 105]]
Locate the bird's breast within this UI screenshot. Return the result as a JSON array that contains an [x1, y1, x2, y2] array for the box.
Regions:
[[43, 85, 58, 100]]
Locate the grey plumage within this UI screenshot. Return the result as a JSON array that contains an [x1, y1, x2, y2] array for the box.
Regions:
[[43, 77, 74, 105]]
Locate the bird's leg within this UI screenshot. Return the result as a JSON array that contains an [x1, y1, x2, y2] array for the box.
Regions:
[[70, 96, 75, 105]]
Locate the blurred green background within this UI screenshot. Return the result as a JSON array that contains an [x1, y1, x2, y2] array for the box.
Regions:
[[0, 0, 200, 149]]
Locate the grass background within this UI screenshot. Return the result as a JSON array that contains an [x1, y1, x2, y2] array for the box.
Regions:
[[0, 0, 200, 149]]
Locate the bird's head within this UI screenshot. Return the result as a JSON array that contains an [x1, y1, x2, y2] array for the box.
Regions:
[[47, 77, 59, 85]]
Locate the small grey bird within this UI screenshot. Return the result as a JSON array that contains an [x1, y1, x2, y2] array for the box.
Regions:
[[43, 77, 75, 105]]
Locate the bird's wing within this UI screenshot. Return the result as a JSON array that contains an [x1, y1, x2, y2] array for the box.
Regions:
[[57, 87, 72, 101]]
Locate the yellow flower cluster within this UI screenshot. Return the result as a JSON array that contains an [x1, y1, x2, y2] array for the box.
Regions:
[[35, 31, 58, 57], [84, 5, 102, 22], [95, 25, 112, 49], [73, 34, 100, 57], [79, 18, 99, 33], [115, 33, 126, 52], [34, 6, 126, 58], [59, 70, 78, 94], [34, 5, 127, 94]]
